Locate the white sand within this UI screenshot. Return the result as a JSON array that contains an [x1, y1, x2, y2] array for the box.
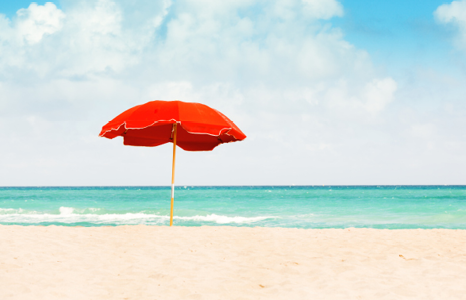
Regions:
[[1, 226, 466, 300]]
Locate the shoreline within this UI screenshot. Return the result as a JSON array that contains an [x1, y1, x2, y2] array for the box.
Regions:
[[1, 226, 466, 299], [2, 224, 466, 229]]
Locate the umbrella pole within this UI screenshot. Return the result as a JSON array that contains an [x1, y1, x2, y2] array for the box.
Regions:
[[170, 123, 177, 226]]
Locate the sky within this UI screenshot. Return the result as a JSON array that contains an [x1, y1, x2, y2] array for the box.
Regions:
[[0, 0, 466, 186]]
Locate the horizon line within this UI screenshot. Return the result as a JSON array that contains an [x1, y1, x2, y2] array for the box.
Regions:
[[1, 185, 465, 188]]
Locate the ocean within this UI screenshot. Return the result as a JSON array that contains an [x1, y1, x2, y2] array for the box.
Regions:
[[1, 186, 466, 229]]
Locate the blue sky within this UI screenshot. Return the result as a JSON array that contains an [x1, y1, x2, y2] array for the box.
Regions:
[[0, 0, 59, 16], [336, 1, 455, 71], [1, 0, 466, 185]]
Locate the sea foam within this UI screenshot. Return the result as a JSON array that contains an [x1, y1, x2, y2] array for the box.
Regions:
[[0, 207, 277, 225]]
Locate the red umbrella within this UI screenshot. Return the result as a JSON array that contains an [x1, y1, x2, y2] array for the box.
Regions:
[[99, 100, 246, 225]]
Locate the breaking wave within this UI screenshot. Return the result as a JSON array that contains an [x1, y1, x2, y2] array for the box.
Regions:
[[0, 206, 277, 225]]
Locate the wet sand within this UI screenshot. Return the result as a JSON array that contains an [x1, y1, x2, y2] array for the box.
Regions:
[[1, 226, 466, 299]]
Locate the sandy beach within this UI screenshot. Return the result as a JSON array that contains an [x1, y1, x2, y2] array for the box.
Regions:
[[1, 226, 465, 299]]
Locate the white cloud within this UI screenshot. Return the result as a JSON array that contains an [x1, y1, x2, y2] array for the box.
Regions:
[[435, 0, 466, 26], [302, 0, 343, 19], [0, 0, 388, 109], [16, 2, 65, 44], [435, 0, 466, 50], [0, 0, 359, 82], [361, 78, 397, 114], [0, 0, 171, 77]]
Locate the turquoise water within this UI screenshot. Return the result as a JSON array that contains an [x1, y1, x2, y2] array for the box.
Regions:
[[1, 186, 466, 228]]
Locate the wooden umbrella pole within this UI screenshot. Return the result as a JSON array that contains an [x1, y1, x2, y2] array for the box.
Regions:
[[170, 123, 178, 226]]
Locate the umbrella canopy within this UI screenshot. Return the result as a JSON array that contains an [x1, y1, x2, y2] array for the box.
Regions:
[[99, 100, 246, 225], [99, 100, 246, 151]]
